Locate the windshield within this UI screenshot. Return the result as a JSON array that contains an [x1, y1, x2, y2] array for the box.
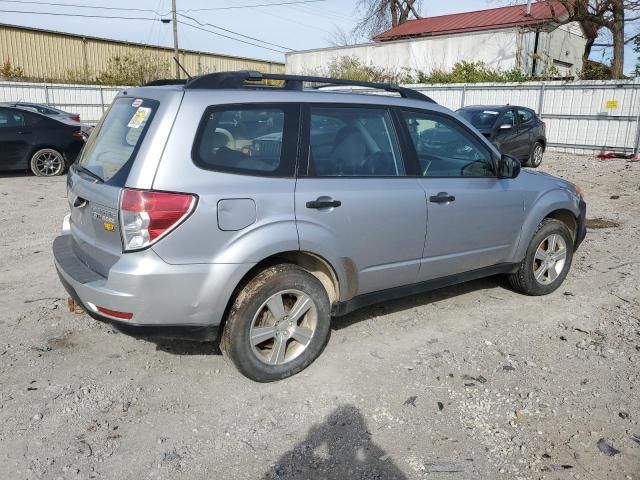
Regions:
[[78, 97, 158, 183], [457, 109, 500, 130]]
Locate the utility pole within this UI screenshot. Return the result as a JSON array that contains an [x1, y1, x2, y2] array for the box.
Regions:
[[172, 0, 179, 79]]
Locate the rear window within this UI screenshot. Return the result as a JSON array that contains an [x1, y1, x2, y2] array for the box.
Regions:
[[193, 104, 298, 177], [78, 97, 158, 184]]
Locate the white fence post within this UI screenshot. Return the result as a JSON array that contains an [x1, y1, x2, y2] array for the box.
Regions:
[[537, 83, 545, 115], [99, 87, 105, 114]]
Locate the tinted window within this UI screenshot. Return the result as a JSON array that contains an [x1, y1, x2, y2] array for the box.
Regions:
[[457, 109, 500, 130], [79, 97, 158, 183], [517, 109, 534, 124], [402, 110, 495, 178], [194, 105, 297, 176], [0, 108, 25, 128], [308, 107, 403, 177], [501, 110, 515, 127]]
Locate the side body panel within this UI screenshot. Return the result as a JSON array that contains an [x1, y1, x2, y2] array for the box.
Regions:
[[295, 177, 427, 297], [418, 177, 524, 280]]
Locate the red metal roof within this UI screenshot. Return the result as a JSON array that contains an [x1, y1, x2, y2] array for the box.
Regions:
[[373, 1, 592, 42]]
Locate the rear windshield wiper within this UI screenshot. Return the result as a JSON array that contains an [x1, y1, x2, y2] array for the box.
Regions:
[[74, 164, 104, 183]]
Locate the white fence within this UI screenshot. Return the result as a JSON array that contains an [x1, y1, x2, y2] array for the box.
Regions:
[[1, 79, 639, 154], [405, 80, 640, 154], [0, 80, 123, 124]]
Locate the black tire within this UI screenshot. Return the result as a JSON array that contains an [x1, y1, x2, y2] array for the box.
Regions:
[[221, 264, 331, 382], [509, 218, 574, 296], [30, 148, 66, 177], [526, 141, 544, 168]]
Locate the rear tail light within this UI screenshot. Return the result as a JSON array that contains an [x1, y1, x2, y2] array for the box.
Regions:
[[70, 114, 80, 122], [119, 189, 196, 252], [72, 130, 83, 138]]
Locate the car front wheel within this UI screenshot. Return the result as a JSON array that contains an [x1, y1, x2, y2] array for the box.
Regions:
[[509, 218, 574, 295], [221, 264, 331, 382]]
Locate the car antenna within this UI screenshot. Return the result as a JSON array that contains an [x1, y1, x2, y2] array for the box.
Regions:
[[173, 56, 192, 80]]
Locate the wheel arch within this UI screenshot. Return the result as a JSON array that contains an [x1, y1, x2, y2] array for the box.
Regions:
[[513, 190, 580, 261], [218, 250, 343, 338]]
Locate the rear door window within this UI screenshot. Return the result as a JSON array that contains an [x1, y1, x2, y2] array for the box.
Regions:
[[307, 107, 404, 177], [517, 109, 534, 125], [0, 108, 25, 128], [78, 97, 158, 184], [193, 104, 299, 177]]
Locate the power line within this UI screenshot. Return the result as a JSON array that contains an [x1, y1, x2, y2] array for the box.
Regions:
[[178, 19, 288, 54], [0, 9, 160, 20], [0, 0, 167, 15], [0, 0, 328, 14], [182, 0, 328, 13], [177, 12, 291, 51], [219, 0, 335, 35]]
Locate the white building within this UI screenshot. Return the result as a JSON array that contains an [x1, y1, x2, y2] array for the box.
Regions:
[[286, 1, 596, 78]]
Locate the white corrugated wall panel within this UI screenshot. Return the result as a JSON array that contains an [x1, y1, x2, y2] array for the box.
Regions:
[[1, 79, 639, 151]]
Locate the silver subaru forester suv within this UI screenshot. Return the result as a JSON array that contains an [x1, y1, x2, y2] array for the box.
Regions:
[[53, 71, 586, 382]]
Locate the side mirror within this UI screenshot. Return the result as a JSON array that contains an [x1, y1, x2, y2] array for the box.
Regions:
[[499, 123, 513, 130], [499, 154, 521, 179]]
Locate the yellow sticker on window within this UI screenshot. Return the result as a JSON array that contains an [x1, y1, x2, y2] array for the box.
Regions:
[[128, 107, 151, 129], [605, 100, 619, 109]]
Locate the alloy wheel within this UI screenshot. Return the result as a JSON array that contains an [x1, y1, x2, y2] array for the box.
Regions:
[[249, 289, 318, 365], [532, 144, 544, 166], [34, 151, 64, 176], [532, 234, 567, 285]]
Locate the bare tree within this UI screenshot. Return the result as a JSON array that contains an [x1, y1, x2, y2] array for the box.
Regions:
[[353, 0, 422, 39], [328, 25, 360, 47]]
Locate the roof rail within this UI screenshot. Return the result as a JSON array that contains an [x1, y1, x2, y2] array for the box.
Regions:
[[166, 71, 435, 102], [143, 79, 188, 86]]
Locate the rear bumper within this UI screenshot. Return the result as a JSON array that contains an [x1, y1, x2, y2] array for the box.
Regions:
[[53, 234, 253, 341], [57, 271, 218, 341], [575, 199, 587, 251]]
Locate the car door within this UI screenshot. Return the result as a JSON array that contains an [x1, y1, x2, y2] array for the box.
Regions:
[[295, 105, 427, 297], [514, 108, 536, 160], [0, 107, 31, 170], [399, 109, 524, 281], [492, 109, 520, 157]]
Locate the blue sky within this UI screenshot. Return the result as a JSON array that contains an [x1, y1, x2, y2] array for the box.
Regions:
[[0, 0, 636, 74]]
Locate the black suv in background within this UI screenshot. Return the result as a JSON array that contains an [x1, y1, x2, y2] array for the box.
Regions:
[[457, 105, 546, 168]]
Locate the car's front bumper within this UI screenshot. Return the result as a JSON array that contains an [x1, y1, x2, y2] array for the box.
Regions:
[[53, 234, 253, 341]]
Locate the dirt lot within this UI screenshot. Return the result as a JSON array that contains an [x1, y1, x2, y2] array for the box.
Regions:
[[0, 153, 639, 480]]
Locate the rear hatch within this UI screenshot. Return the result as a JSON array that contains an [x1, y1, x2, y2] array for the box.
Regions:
[[67, 96, 160, 277]]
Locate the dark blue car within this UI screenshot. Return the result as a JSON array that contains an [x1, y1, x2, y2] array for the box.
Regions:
[[457, 105, 547, 167]]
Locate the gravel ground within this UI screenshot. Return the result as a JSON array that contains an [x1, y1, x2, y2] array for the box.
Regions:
[[0, 153, 639, 480]]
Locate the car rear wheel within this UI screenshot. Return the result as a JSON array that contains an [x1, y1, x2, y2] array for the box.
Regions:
[[508, 218, 574, 295], [221, 264, 331, 382], [30, 148, 66, 177], [526, 142, 544, 168]]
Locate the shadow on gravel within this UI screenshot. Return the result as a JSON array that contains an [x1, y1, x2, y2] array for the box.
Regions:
[[262, 404, 407, 480], [151, 339, 221, 356], [0, 171, 34, 178], [334, 275, 508, 331]]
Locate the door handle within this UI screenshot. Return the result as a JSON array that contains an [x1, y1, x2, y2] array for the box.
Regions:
[[306, 198, 341, 209], [17, 130, 32, 135], [429, 192, 455, 203]]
